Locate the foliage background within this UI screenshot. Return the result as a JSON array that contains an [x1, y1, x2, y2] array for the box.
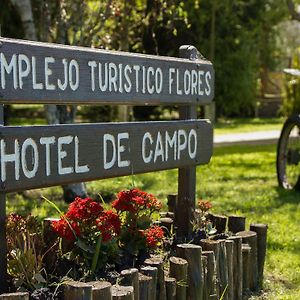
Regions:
[[0, 0, 295, 119]]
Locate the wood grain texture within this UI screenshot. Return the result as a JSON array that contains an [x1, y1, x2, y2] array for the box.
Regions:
[[0, 38, 214, 105], [0, 120, 212, 193]]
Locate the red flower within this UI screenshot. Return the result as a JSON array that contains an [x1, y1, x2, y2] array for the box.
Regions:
[[66, 197, 103, 220], [112, 189, 162, 212], [198, 200, 212, 212], [143, 226, 164, 248], [52, 218, 80, 242], [112, 190, 137, 212], [96, 210, 121, 242]]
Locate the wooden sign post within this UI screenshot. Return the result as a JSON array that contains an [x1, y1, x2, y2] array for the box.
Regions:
[[0, 38, 214, 292]]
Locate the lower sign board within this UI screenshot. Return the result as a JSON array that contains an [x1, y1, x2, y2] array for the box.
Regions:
[[0, 120, 212, 193]]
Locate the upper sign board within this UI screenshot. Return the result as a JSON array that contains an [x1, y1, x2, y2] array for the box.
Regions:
[[0, 38, 214, 105]]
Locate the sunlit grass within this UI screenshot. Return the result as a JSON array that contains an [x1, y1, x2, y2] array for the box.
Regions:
[[5, 119, 299, 298]]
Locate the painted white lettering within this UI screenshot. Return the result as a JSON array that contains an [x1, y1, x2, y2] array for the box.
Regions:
[[198, 71, 204, 96], [184, 70, 191, 95], [191, 70, 198, 95], [165, 131, 177, 161], [118, 64, 123, 93], [142, 132, 153, 164], [40, 136, 55, 176], [177, 129, 187, 160], [109, 62, 118, 92], [32, 57, 43, 90], [103, 134, 116, 170], [0, 53, 18, 89], [169, 68, 175, 94], [21, 138, 39, 179], [188, 129, 197, 159], [117, 133, 130, 168], [0, 139, 20, 181], [133, 65, 140, 92], [57, 58, 68, 91], [176, 69, 182, 95], [45, 57, 55, 90], [18, 54, 30, 89], [142, 66, 146, 94], [88, 60, 96, 91], [124, 65, 132, 93], [154, 132, 164, 163], [57, 136, 73, 175], [99, 63, 108, 91], [69, 59, 79, 91], [74, 136, 89, 173], [155, 68, 163, 94], [205, 71, 212, 95], [147, 67, 155, 94]]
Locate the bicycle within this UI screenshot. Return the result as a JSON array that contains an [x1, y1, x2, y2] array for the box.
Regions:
[[276, 68, 300, 190]]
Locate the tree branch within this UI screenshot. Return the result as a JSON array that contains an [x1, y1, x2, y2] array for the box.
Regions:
[[287, 0, 300, 21]]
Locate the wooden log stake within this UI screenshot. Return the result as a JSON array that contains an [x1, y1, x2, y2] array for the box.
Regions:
[[144, 256, 166, 300], [227, 216, 246, 233], [160, 212, 168, 218], [89, 281, 112, 300], [160, 217, 174, 234], [112, 285, 134, 300], [176, 244, 203, 300], [63, 281, 93, 300], [169, 256, 188, 300], [167, 194, 177, 213], [218, 240, 228, 300], [208, 214, 227, 233], [250, 223, 268, 289], [140, 266, 158, 300], [138, 273, 152, 300], [200, 240, 220, 298], [227, 236, 243, 300], [202, 251, 217, 298], [120, 268, 139, 300], [225, 240, 234, 300], [165, 277, 176, 300], [167, 212, 175, 219], [242, 243, 251, 293], [236, 231, 259, 291], [0, 293, 29, 300], [201, 255, 208, 300]]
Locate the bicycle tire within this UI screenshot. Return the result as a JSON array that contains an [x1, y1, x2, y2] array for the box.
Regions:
[[277, 114, 300, 190]]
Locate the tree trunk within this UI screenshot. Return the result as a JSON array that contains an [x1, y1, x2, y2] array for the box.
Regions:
[[10, 0, 87, 202], [287, 0, 300, 21], [10, 0, 37, 41]]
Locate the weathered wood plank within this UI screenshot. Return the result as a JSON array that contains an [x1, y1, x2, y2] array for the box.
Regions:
[[0, 38, 214, 105], [0, 120, 212, 193]]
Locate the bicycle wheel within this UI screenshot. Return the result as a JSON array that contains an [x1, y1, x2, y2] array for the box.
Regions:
[[277, 114, 300, 190]]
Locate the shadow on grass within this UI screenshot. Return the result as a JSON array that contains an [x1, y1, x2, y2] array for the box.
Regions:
[[273, 187, 300, 206]]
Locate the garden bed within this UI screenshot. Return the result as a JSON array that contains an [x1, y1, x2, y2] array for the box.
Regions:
[[1, 190, 267, 300]]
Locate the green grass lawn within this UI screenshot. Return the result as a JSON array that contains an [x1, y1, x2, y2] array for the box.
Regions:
[[6, 143, 300, 299]]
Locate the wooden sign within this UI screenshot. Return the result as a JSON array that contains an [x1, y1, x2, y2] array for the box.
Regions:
[[0, 120, 212, 192], [0, 38, 214, 105]]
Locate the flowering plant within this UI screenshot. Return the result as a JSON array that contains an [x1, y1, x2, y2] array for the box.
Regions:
[[49, 189, 164, 274], [6, 213, 46, 291], [50, 197, 121, 277], [192, 199, 216, 240], [112, 188, 164, 265]]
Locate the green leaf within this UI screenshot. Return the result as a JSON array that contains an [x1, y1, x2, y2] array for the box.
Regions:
[[75, 239, 95, 253], [34, 273, 46, 284]]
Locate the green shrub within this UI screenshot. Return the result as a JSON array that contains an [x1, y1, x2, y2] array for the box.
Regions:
[[281, 48, 300, 116]]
